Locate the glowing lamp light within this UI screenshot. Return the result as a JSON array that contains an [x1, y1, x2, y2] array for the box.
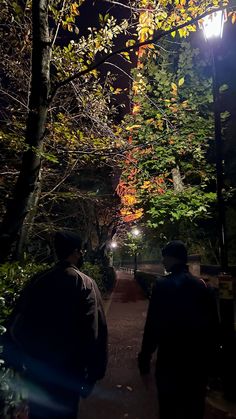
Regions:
[[132, 228, 140, 236], [111, 241, 118, 249], [199, 10, 227, 40]]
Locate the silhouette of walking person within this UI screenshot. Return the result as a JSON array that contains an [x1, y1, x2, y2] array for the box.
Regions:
[[3, 231, 108, 419], [138, 240, 219, 419]]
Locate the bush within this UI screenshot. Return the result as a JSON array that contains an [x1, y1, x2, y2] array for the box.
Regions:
[[81, 262, 106, 293], [0, 260, 49, 418], [0, 261, 49, 325], [81, 263, 116, 294]]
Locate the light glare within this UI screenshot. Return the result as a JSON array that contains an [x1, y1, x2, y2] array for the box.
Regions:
[[199, 10, 227, 40], [132, 228, 140, 236]]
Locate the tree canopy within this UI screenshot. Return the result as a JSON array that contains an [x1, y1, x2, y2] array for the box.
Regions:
[[119, 39, 218, 227], [0, 0, 234, 260]]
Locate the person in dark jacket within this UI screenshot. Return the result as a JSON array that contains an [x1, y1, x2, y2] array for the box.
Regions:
[[4, 231, 108, 419], [138, 240, 220, 419]]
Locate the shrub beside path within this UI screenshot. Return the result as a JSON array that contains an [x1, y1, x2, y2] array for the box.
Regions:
[[79, 270, 236, 419]]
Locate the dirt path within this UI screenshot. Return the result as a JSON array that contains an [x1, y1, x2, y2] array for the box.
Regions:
[[79, 271, 158, 419], [79, 271, 235, 419]]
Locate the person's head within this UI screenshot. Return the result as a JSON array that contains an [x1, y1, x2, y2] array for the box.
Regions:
[[54, 231, 84, 268], [162, 240, 188, 273]]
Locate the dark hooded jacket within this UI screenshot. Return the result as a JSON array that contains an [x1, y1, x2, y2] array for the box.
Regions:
[[138, 269, 220, 384], [4, 261, 108, 385]]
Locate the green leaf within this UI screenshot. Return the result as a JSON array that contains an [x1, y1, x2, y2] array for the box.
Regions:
[[219, 84, 228, 93], [178, 77, 185, 87]]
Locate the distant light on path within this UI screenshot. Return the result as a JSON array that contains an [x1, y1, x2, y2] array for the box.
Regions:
[[132, 228, 140, 236], [111, 241, 118, 248]]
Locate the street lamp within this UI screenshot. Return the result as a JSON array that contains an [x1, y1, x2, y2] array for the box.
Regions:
[[199, 11, 236, 401], [132, 227, 140, 237], [199, 10, 228, 272], [111, 241, 118, 249], [199, 10, 227, 40], [109, 241, 118, 268], [131, 227, 141, 272]]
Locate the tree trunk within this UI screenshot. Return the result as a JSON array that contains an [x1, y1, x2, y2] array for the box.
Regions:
[[172, 166, 184, 192], [0, 0, 51, 262], [15, 167, 42, 260]]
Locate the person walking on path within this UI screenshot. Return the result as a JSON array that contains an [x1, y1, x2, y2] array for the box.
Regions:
[[3, 231, 108, 419], [138, 240, 220, 419]]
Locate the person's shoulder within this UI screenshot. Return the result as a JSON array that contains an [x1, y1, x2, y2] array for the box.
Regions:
[[152, 274, 170, 290], [63, 265, 80, 279], [24, 267, 53, 289], [198, 277, 207, 288], [186, 272, 209, 291], [189, 273, 207, 287], [64, 266, 95, 290], [159, 273, 174, 282], [53, 263, 83, 289], [77, 270, 94, 290]]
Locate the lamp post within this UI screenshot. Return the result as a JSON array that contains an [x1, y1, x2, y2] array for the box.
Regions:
[[199, 11, 236, 400], [110, 241, 118, 267], [131, 228, 140, 273], [199, 10, 228, 271]]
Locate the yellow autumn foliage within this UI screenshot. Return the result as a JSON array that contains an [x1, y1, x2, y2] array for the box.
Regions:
[[122, 194, 138, 206]]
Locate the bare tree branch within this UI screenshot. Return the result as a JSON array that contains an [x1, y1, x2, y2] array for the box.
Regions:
[[51, 0, 67, 49], [41, 158, 79, 199], [105, 0, 155, 12], [0, 88, 28, 109], [0, 171, 20, 175]]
